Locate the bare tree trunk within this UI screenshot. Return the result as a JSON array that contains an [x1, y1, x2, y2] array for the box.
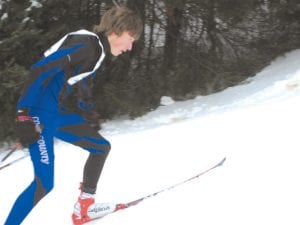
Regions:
[[145, 0, 156, 76], [164, 2, 183, 69]]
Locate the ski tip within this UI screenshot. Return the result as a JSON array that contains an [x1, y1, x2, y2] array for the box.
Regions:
[[218, 157, 226, 166]]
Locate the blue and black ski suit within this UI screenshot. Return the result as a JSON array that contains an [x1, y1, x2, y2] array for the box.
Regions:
[[5, 30, 111, 225]]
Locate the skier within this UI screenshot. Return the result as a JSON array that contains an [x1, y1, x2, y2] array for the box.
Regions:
[[5, 5, 143, 225]]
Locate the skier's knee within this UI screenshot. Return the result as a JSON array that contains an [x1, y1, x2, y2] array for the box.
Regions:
[[94, 139, 111, 155], [101, 141, 111, 154]]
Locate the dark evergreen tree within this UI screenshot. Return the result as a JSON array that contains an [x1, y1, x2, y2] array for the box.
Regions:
[[0, 0, 299, 144]]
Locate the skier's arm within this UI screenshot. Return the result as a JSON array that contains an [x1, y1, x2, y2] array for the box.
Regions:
[[16, 35, 101, 110]]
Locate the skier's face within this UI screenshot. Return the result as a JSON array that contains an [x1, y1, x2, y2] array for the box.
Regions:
[[108, 31, 135, 56]]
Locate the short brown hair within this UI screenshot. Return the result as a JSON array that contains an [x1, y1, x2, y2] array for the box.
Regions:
[[94, 5, 143, 40]]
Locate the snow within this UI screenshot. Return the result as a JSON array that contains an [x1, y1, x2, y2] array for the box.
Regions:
[[25, 0, 42, 12], [1, 49, 300, 225], [160, 96, 175, 106], [1, 12, 7, 21], [22, 17, 30, 23]]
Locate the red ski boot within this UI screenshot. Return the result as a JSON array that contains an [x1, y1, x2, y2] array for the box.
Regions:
[[72, 183, 119, 224], [72, 192, 95, 225]]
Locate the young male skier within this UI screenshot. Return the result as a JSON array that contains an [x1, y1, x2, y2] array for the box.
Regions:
[[5, 5, 143, 225]]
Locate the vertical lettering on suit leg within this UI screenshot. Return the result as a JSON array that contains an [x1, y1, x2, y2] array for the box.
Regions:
[[32, 116, 50, 165]]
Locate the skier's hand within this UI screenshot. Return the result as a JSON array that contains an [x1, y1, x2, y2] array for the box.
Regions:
[[15, 110, 41, 147], [82, 110, 101, 131]]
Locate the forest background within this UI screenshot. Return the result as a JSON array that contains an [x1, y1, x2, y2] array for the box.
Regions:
[[0, 0, 299, 144]]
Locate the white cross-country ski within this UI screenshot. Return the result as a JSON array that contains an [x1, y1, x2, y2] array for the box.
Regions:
[[73, 157, 226, 224]]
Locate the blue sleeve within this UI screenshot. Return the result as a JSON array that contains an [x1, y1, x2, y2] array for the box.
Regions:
[[16, 44, 84, 111], [17, 34, 101, 111]]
